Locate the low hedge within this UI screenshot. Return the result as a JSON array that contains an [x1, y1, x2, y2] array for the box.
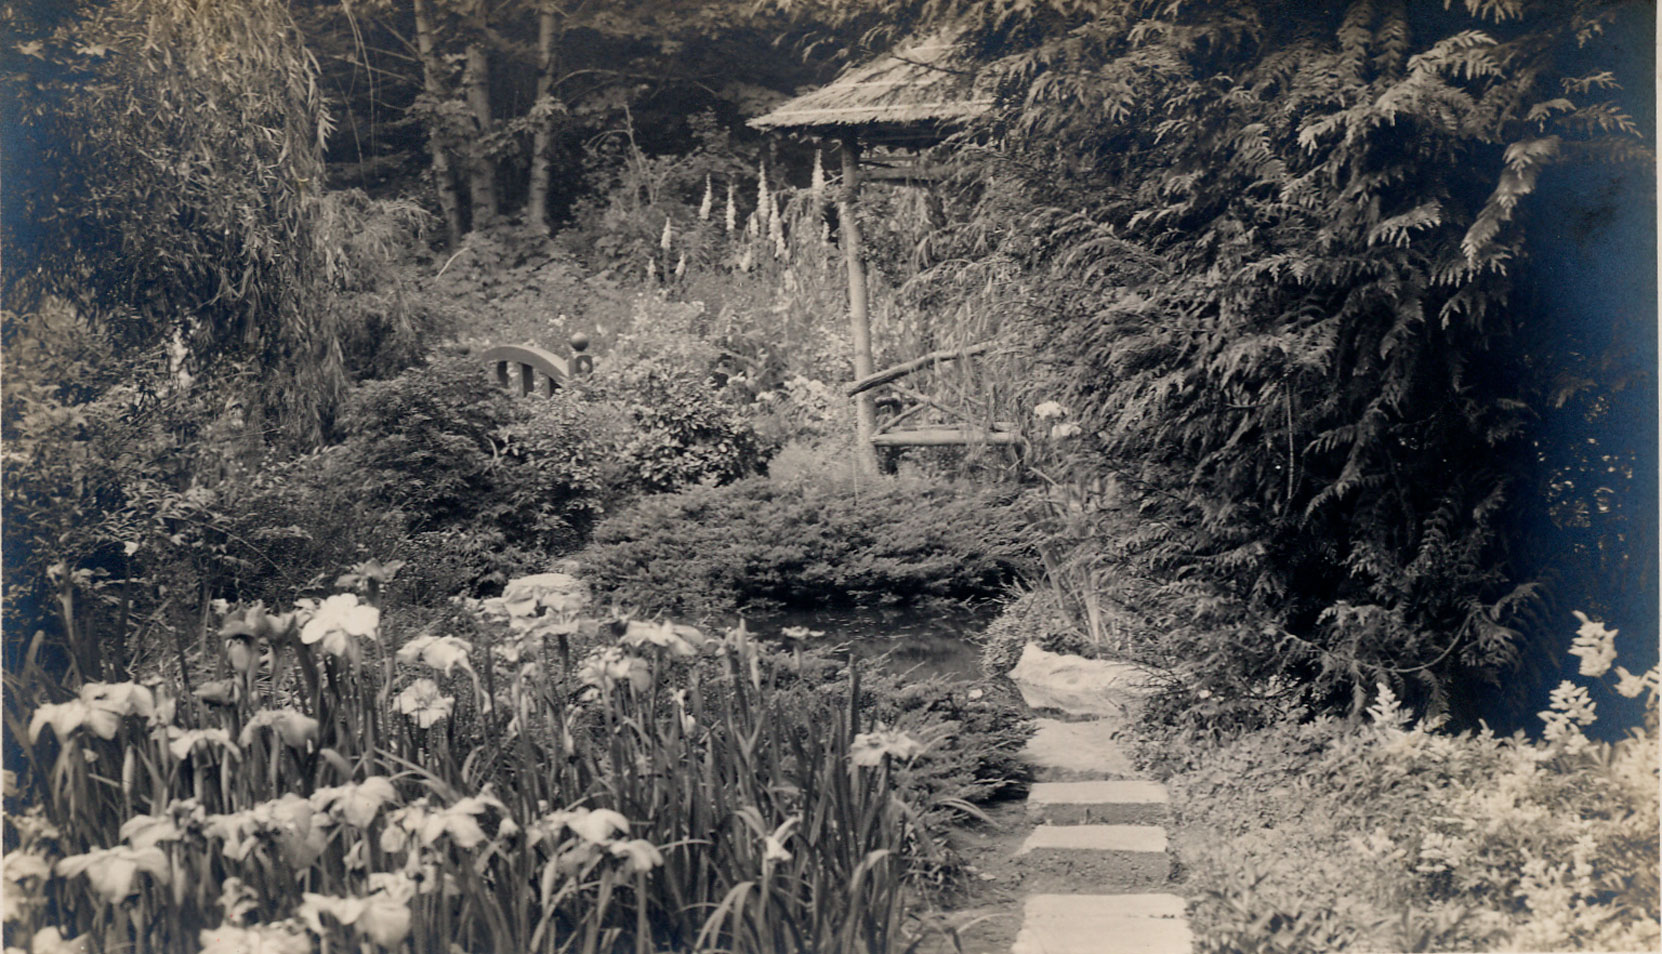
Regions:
[[576, 475, 1037, 616]]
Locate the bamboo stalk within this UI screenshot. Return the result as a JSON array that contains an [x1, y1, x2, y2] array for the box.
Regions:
[[838, 136, 880, 475], [846, 341, 1000, 396]]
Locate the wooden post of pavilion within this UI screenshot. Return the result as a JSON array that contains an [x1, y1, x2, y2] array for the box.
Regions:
[[838, 136, 880, 474], [747, 31, 990, 470]]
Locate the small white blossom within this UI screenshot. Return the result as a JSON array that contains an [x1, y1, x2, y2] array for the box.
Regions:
[[1567, 610, 1617, 678]]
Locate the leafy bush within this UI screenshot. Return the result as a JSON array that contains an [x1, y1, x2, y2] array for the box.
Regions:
[[584, 352, 773, 494], [183, 353, 628, 608], [1145, 613, 1659, 953], [3, 572, 949, 954], [576, 473, 1036, 616]]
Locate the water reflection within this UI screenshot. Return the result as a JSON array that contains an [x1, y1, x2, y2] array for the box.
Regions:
[[739, 604, 994, 682]]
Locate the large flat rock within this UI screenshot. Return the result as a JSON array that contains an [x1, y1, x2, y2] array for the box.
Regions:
[[1014, 894, 1193, 954], [1020, 718, 1140, 781], [1010, 644, 1163, 719], [1028, 780, 1170, 826]]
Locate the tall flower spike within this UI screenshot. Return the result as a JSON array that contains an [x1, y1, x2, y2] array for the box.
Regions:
[[770, 200, 786, 258], [756, 162, 770, 220], [725, 181, 737, 233], [811, 149, 826, 202], [660, 216, 673, 252], [699, 174, 713, 221]]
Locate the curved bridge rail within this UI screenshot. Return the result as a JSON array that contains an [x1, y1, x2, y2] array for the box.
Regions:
[[481, 344, 571, 397]]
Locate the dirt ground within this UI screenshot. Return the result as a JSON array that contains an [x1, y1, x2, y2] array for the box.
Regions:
[[912, 798, 1038, 954]]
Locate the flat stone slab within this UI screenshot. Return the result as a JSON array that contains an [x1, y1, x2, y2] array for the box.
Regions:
[[1015, 825, 1172, 892], [1009, 644, 1162, 719], [1014, 896, 1194, 954], [1023, 893, 1187, 920], [1020, 719, 1139, 781], [1028, 780, 1170, 826], [1020, 824, 1168, 855]]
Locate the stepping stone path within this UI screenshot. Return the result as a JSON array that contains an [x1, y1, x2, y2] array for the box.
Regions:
[[1006, 697, 1193, 953]]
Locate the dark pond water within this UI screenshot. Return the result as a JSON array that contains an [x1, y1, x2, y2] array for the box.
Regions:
[[738, 603, 995, 683]]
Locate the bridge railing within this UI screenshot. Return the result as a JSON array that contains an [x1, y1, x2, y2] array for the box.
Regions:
[[480, 338, 592, 397]]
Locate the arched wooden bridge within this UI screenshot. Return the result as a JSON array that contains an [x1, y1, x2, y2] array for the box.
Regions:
[[481, 343, 591, 396]]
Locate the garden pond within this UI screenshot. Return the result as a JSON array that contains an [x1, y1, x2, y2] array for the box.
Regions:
[[740, 603, 995, 682]]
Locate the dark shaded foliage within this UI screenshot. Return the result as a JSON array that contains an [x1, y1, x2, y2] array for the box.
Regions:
[[865, 0, 1652, 722], [577, 476, 1037, 616]]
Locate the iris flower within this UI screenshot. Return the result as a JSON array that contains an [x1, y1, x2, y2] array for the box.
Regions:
[[19, 928, 88, 954], [621, 619, 703, 656], [118, 814, 182, 850], [396, 634, 474, 677], [499, 572, 589, 618], [298, 593, 380, 659], [576, 648, 650, 692], [55, 845, 169, 904], [610, 838, 664, 872], [238, 708, 319, 751], [850, 726, 926, 767], [165, 727, 239, 761], [310, 776, 398, 828], [28, 682, 155, 744], [394, 679, 453, 728], [298, 879, 413, 949], [383, 791, 505, 851], [198, 922, 311, 954]]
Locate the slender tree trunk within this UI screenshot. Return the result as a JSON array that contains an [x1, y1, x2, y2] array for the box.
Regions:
[[838, 136, 880, 475], [412, 0, 463, 248], [527, 1, 559, 232], [463, 0, 497, 228]]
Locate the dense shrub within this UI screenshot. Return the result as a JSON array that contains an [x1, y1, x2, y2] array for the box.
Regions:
[[195, 355, 618, 602], [1143, 615, 1659, 953], [584, 356, 773, 494], [576, 473, 1036, 616]]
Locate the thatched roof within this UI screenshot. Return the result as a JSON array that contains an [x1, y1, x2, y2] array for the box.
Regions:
[[748, 32, 992, 142]]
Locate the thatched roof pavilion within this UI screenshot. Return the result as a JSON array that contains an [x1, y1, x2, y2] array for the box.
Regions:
[[748, 32, 992, 145], [749, 33, 1008, 472]]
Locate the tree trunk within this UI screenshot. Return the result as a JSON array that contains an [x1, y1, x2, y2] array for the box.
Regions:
[[527, 2, 559, 232], [838, 136, 880, 475], [463, 1, 497, 229], [412, 0, 463, 247]]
